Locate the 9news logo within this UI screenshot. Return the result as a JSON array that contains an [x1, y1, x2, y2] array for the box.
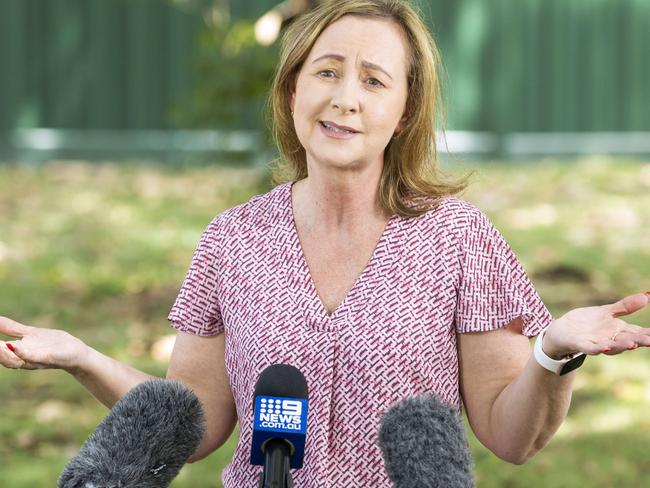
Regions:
[[255, 396, 307, 433]]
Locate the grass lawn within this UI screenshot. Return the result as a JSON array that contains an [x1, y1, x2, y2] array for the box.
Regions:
[[0, 157, 648, 487]]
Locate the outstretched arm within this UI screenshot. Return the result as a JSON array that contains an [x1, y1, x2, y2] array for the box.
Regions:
[[459, 292, 650, 464], [1, 317, 237, 461], [0, 316, 155, 407]]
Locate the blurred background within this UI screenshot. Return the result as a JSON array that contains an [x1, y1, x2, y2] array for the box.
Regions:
[[0, 0, 648, 486]]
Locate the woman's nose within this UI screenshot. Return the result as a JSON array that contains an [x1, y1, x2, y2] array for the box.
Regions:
[[331, 76, 359, 114]]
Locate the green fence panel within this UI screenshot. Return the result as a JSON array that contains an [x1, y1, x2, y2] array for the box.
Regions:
[[0, 0, 202, 131], [0, 0, 648, 133], [429, 0, 650, 132]]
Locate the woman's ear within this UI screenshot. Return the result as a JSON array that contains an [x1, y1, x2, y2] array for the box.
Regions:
[[395, 112, 409, 134], [290, 91, 295, 114]]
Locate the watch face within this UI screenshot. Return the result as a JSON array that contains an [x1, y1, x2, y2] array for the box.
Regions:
[[559, 353, 587, 376]]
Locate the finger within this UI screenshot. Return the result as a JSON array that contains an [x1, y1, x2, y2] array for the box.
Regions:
[[0, 316, 31, 339], [613, 327, 650, 348], [5, 340, 26, 357], [618, 323, 648, 334], [610, 322, 650, 339], [608, 342, 641, 355], [1, 342, 26, 369], [577, 340, 612, 356], [576, 338, 636, 356], [607, 293, 650, 318]]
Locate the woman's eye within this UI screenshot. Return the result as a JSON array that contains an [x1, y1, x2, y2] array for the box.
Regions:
[[367, 78, 385, 87], [318, 70, 336, 78]]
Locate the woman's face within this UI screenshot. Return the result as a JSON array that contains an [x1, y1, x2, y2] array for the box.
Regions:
[[290, 15, 410, 174]]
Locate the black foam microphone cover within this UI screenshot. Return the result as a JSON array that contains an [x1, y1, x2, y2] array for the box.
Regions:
[[58, 379, 205, 488], [378, 394, 475, 488], [253, 363, 309, 399]]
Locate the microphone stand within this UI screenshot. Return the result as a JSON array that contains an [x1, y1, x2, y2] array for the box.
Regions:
[[258, 439, 294, 488]]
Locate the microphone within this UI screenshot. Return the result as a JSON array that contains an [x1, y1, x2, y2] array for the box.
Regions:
[[58, 379, 206, 488], [250, 364, 309, 488], [378, 394, 475, 488]]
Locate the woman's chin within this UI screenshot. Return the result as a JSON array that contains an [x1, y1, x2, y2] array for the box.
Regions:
[[309, 155, 367, 172]]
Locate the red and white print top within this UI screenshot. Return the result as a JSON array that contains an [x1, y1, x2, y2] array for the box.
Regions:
[[168, 182, 552, 487]]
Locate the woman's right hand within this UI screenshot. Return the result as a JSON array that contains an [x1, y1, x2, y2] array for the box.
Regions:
[[0, 316, 89, 372]]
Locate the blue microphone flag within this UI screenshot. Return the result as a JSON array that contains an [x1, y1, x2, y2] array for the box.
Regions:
[[250, 364, 309, 469], [254, 396, 308, 434]]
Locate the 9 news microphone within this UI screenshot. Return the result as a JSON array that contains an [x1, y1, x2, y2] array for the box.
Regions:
[[250, 364, 309, 488], [378, 394, 475, 488], [58, 379, 205, 488]]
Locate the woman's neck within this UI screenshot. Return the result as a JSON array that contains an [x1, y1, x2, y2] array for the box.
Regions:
[[291, 164, 389, 235]]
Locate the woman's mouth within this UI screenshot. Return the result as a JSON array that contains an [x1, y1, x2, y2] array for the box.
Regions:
[[319, 121, 359, 140]]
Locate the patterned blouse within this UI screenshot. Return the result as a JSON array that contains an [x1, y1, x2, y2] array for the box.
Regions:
[[168, 182, 552, 487]]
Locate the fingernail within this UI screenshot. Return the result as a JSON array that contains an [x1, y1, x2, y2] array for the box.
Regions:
[[6, 343, 15, 352], [601, 347, 611, 353]]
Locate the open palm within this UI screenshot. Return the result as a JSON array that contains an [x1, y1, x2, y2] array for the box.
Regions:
[[543, 293, 650, 358], [0, 316, 87, 371]]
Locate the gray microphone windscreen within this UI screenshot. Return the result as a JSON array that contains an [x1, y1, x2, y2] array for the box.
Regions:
[[58, 379, 206, 488], [378, 394, 475, 488]]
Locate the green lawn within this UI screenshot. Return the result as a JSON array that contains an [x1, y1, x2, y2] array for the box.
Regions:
[[0, 157, 649, 487]]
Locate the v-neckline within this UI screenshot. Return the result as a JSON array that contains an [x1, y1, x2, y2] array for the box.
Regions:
[[285, 181, 396, 323]]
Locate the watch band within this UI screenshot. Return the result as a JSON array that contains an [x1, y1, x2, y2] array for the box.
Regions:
[[534, 327, 587, 375]]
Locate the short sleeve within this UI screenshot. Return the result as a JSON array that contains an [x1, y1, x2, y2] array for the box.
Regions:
[[454, 210, 552, 337], [168, 218, 225, 336]]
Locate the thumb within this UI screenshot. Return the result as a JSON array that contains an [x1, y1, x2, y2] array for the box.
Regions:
[[608, 292, 650, 317]]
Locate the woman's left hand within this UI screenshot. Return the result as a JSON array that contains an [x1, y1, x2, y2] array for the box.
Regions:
[[542, 292, 650, 359]]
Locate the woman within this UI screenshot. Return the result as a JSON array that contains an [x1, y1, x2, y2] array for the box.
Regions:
[[1, 0, 648, 486]]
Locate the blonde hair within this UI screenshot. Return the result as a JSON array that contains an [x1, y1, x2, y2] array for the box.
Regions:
[[267, 0, 470, 217]]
